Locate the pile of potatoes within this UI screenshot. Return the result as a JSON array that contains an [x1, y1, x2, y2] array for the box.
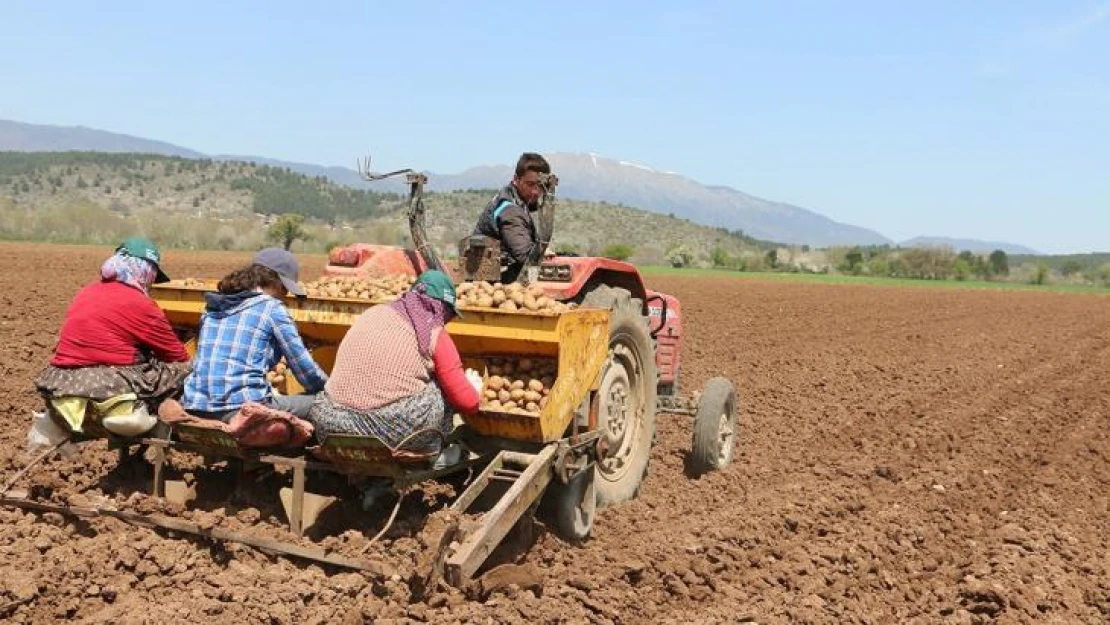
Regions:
[[265, 361, 289, 387], [181, 277, 208, 288], [457, 281, 571, 315], [300, 275, 415, 301], [480, 357, 558, 416]]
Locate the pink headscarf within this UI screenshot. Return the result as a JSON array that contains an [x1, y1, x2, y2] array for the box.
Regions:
[[100, 252, 158, 295], [388, 285, 452, 359]]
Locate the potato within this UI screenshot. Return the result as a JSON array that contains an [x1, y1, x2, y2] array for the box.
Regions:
[[527, 379, 543, 392], [486, 400, 502, 410], [523, 389, 541, 403], [525, 401, 540, 413], [510, 379, 525, 391], [488, 364, 504, 376], [518, 358, 534, 372], [499, 300, 518, 312], [477, 295, 494, 308], [510, 291, 526, 305], [498, 389, 512, 403], [509, 388, 526, 401], [492, 290, 507, 305], [523, 295, 540, 311], [483, 389, 498, 400], [503, 400, 518, 410], [488, 375, 506, 391], [539, 396, 549, 408]]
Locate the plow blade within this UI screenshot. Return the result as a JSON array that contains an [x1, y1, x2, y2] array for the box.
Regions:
[[441, 445, 557, 586]]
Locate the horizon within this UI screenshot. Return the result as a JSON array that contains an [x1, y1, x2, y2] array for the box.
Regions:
[[1, 1, 1107, 254]]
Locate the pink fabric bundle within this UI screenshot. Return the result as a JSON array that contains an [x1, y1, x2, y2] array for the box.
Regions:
[[159, 399, 314, 448]]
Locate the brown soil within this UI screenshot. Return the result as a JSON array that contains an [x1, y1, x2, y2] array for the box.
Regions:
[[0, 242, 1107, 624]]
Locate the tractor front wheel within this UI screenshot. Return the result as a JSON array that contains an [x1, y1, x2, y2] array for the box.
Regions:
[[689, 377, 738, 476], [580, 285, 657, 508]]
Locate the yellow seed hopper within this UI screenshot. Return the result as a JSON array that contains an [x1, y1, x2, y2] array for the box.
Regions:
[[151, 280, 610, 444]]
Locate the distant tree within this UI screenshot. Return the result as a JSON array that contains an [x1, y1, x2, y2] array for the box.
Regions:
[[840, 247, 864, 275], [710, 246, 730, 268], [764, 248, 779, 269], [602, 243, 635, 262], [267, 213, 309, 250], [666, 244, 693, 268], [953, 258, 971, 281], [553, 243, 581, 256], [869, 256, 890, 277], [1060, 260, 1082, 277], [1032, 262, 1049, 285], [989, 250, 1009, 276], [1097, 263, 1110, 287]]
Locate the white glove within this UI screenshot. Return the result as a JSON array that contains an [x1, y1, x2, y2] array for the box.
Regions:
[[464, 368, 483, 396]]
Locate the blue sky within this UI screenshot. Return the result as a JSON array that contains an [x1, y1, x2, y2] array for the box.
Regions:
[[2, 1, 1107, 253]]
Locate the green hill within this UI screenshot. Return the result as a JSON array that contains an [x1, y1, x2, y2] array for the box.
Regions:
[[0, 151, 774, 266]]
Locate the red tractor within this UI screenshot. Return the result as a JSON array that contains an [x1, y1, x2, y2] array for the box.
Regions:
[[323, 160, 737, 508]]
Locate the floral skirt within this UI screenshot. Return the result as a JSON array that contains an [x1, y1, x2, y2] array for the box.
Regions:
[[34, 361, 192, 406], [307, 382, 450, 452]]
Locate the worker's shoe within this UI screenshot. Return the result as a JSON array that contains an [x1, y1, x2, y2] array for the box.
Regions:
[[360, 478, 394, 511], [431, 443, 465, 470]]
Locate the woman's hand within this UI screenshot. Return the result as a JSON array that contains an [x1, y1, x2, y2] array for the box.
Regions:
[[464, 368, 483, 395]]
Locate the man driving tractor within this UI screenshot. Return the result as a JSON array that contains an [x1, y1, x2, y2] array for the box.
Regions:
[[471, 152, 557, 283]]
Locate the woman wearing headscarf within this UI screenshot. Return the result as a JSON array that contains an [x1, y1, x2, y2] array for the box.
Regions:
[[34, 237, 192, 411], [308, 269, 480, 453]]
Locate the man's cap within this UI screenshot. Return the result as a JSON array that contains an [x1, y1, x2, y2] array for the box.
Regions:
[[117, 236, 170, 283], [253, 247, 305, 297], [415, 269, 461, 317]]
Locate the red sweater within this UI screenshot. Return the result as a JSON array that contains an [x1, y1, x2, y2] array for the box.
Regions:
[[432, 332, 481, 415], [51, 281, 190, 367]]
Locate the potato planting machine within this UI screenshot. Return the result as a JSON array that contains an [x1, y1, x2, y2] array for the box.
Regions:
[[0, 158, 740, 588]]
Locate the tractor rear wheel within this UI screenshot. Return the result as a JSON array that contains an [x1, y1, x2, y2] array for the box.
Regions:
[[690, 377, 738, 476], [580, 285, 657, 508]]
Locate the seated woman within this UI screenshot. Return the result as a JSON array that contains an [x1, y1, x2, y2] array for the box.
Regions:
[[34, 237, 192, 427], [308, 270, 480, 455], [182, 248, 327, 422]]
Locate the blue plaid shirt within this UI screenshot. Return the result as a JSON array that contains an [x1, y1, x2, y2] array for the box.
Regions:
[[182, 291, 327, 413]]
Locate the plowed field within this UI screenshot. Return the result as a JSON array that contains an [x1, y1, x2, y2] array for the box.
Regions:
[[0, 243, 1106, 624]]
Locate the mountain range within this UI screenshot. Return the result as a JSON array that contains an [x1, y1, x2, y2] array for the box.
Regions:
[[0, 119, 1037, 253]]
